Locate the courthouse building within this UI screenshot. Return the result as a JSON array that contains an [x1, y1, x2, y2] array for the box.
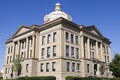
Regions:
[[3, 3, 111, 80]]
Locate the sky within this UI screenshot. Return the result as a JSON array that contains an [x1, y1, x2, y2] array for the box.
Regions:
[[0, 0, 120, 71]]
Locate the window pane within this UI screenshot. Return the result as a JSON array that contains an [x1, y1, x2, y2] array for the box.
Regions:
[[71, 34, 74, 43], [41, 48, 45, 59], [53, 32, 57, 42], [53, 46, 56, 57], [66, 46, 69, 57], [66, 62, 70, 71], [76, 36, 78, 44], [66, 32, 69, 41], [47, 47, 50, 58], [48, 34, 51, 43], [71, 47, 74, 58], [46, 63, 49, 72]]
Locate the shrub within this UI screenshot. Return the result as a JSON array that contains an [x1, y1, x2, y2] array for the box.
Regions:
[[5, 76, 56, 80]]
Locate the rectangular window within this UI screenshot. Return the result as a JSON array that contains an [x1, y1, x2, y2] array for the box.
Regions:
[[26, 64, 29, 72], [72, 63, 75, 72], [87, 64, 89, 73], [77, 63, 80, 72], [46, 63, 49, 72], [48, 34, 51, 43], [41, 63, 43, 72], [105, 56, 106, 62], [7, 56, 9, 64], [10, 56, 12, 62], [71, 34, 74, 43], [5, 68, 7, 74], [52, 62, 56, 71], [11, 46, 13, 53], [76, 36, 78, 45], [8, 47, 10, 54], [66, 46, 69, 57], [107, 56, 109, 63], [53, 46, 56, 57], [41, 48, 45, 59], [76, 48, 79, 59], [30, 50, 32, 58], [66, 32, 69, 41], [42, 36, 45, 45], [66, 62, 70, 71], [47, 47, 50, 58], [53, 32, 57, 42], [71, 47, 74, 58]]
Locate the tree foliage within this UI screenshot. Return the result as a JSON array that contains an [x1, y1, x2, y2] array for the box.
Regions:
[[109, 53, 120, 77], [12, 55, 22, 76], [99, 63, 105, 76]]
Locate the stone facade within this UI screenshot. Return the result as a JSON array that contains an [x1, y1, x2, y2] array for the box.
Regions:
[[3, 3, 111, 80]]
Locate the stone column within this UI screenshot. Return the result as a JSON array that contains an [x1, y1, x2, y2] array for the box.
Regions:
[[108, 46, 111, 62], [100, 43, 103, 61], [32, 35, 36, 58], [18, 40, 21, 57], [87, 37, 90, 59], [26, 37, 29, 59], [80, 36, 84, 58], [96, 41, 98, 59], [12, 42, 15, 61]]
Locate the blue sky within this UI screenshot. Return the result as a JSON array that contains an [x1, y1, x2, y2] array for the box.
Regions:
[[0, 0, 120, 71]]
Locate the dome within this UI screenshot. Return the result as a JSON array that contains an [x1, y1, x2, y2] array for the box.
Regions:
[[44, 3, 72, 23]]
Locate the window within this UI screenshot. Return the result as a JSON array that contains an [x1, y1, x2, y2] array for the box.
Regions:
[[76, 48, 79, 59], [53, 46, 56, 57], [41, 48, 45, 59], [5, 68, 7, 74], [48, 34, 51, 43], [8, 47, 10, 54], [71, 34, 74, 43], [105, 56, 107, 62], [72, 63, 75, 72], [92, 52, 94, 59], [11, 46, 13, 53], [107, 56, 109, 63], [30, 50, 32, 58], [46, 63, 49, 72], [66, 46, 69, 57], [66, 32, 69, 41], [77, 63, 80, 72], [87, 64, 89, 73], [71, 47, 74, 58], [41, 63, 44, 72], [52, 62, 56, 71], [26, 64, 29, 72], [42, 36, 45, 45], [47, 47, 50, 58], [7, 56, 9, 64], [76, 36, 78, 44], [53, 32, 57, 42], [21, 52, 24, 59], [10, 56, 12, 62], [66, 62, 70, 71]]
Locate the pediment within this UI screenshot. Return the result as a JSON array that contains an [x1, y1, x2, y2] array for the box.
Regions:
[[90, 30, 100, 36], [86, 26, 103, 37], [12, 26, 31, 37]]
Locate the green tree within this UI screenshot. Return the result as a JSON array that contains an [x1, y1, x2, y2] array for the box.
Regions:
[[109, 53, 120, 77], [99, 63, 105, 76], [12, 55, 22, 76]]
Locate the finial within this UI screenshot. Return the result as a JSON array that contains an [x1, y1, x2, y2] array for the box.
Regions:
[[55, 2, 61, 11]]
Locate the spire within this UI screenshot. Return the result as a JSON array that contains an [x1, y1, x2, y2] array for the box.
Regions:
[[55, 3, 62, 11]]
